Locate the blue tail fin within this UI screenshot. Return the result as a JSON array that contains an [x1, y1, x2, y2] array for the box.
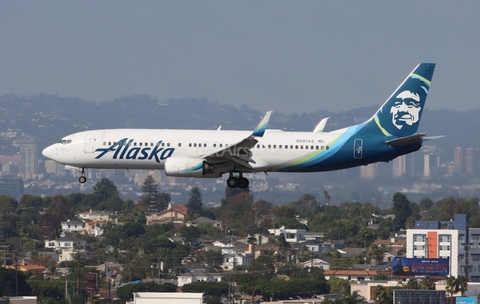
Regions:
[[362, 63, 435, 137]]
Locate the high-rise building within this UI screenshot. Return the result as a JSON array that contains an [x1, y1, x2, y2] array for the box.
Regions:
[[360, 163, 376, 178], [20, 144, 37, 176], [465, 148, 479, 175], [392, 155, 406, 178], [0, 179, 24, 201], [454, 147, 464, 174], [406, 214, 480, 281]]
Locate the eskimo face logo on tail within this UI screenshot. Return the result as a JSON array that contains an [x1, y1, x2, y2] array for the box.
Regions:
[[390, 90, 422, 130], [94, 138, 175, 163]]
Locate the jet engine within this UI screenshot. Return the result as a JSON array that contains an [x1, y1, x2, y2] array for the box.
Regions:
[[164, 157, 219, 177]]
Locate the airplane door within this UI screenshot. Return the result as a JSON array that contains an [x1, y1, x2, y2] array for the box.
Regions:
[[85, 134, 95, 154], [354, 139, 363, 159]]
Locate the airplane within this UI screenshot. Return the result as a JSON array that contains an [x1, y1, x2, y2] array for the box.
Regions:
[[42, 63, 436, 189]]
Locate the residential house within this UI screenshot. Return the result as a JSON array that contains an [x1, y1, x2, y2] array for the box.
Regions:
[[324, 269, 379, 281], [146, 205, 188, 226], [177, 267, 224, 287], [44, 236, 87, 262], [61, 219, 85, 235], [78, 209, 111, 222], [268, 226, 307, 243], [300, 258, 331, 270]]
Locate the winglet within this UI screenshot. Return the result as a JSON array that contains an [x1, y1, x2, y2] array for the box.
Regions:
[[313, 117, 330, 133], [252, 111, 273, 137]]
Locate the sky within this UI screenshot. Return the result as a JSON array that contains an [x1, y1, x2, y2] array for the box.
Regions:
[[0, 1, 479, 114]]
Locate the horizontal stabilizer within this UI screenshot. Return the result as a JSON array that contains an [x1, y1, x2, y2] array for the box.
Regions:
[[386, 133, 426, 146], [424, 135, 445, 141]]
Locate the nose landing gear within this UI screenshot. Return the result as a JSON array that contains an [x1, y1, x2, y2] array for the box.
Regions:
[[226, 172, 249, 189]]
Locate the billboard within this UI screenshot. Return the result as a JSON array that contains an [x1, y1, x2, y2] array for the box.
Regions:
[[392, 257, 449, 276], [457, 298, 477, 304]]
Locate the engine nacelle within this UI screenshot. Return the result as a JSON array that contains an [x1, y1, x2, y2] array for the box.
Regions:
[[164, 157, 219, 177]]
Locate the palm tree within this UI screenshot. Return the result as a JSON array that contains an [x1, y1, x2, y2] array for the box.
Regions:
[[457, 275, 468, 296], [405, 278, 420, 290], [372, 285, 388, 304], [445, 276, 458, 304], [419, 276, 435, 290]]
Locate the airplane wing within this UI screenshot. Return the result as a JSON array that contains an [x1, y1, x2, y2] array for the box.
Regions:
[[200, 111, 273, 168]]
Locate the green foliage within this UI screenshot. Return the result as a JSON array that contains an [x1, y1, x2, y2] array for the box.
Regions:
[[93, 178, 119, 202], [220, 192, 255, 235], [0, 267, 31, 297], [392, 192, 412, 231], [328, 277, 351, 295], [186, 186, 203, 218]]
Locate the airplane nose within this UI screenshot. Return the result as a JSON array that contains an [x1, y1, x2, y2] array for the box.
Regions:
[[42, 145, 56, 160]]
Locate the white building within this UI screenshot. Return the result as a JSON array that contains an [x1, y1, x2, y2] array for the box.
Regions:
[[268, 226, 307, 243], [130, 292, 203, 304], [61, 220, 85, 234], [176, 270, 224, 287], [406, 214, 480, 280]]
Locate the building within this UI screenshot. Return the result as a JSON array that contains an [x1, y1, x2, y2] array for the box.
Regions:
[[0, 179, 24, 201], [130, 292, 203, 304], [61, 220, 85, 235], [406, 214, 480, 280], [268, 226, 307, 243], [20, 143, 37, 176]]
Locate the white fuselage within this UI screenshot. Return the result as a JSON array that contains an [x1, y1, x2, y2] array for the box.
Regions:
[[42, 128, 342, 173]]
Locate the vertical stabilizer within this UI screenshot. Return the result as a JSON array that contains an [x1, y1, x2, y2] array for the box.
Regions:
[[362, 63, 435, 137]]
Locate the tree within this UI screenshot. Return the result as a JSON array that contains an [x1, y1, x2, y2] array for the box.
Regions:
[[0, 268, 31, 296], [93, 178, 119, 202], [392, 192, 412, 231], [179, 225, 202, 255], [328, 277, 351, 295], [186, 186, 203, 218], [457, 275, 468, 296], [372, 285, 389, 304], [141, 175, 159, 201], [445, 276, 458, 304], [405, 278, 420, 290], [419, 276, 435, 290]]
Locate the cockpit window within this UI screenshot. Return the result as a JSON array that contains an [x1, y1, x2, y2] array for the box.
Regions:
[[58, 139, 72, 145]]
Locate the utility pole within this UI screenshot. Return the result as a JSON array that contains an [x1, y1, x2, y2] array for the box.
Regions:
[[248, 237, 256, 304], [0, 245, 9, 267]]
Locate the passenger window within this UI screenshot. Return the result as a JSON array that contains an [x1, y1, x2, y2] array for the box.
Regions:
[[305, 146, 308, 149], [300, 145, 303, 149], [326, 146, 330, 150], [139, 142, 142, 146], [316, 146, 319, 150], [108, 142, 111, 145], [204, 143, 207, 147], [134, 142, 137, 146], [167, 143, 170, 147], [151, 142, 154, 146], [178, 143, 182, 147], [290, 145, 293, 149], [295, 145, 298, 149], [321, 146, 324, 150], [103, 142, 106, 146], [189, 143, 192, 147], [273, 145, 276, 149], [194, 143, 197, 147], [279, 145, 282, 149], [156, 142, 160, 147], [268, 145, 271, 149], [220, 144, 223, 148], [213, 143, 216, 148]]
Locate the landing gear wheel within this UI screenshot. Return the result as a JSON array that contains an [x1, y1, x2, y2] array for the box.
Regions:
[[227, 177, 238, 188], [238, 177, 249, 189], [79, 176, 87, 183]]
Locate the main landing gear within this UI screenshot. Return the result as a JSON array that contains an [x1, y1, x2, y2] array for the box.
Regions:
[[227, 173, 249, 189], [78, 168, 87, 184]]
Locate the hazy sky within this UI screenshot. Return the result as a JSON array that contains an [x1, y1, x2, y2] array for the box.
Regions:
[[1, 1, 478, 114]]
